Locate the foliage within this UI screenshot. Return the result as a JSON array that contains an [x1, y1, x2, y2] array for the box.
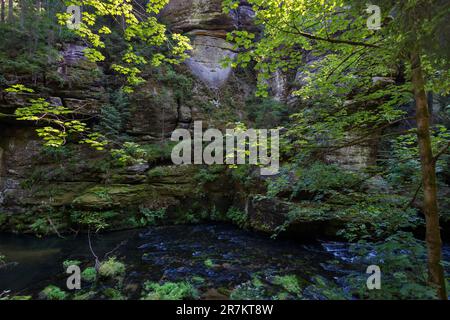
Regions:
[[29, 217, 53, 236], [267, 162, 362, 200], [305, 276, 351, 300], [204, 259, 214, 269], [142, 281, 199, 300], [81, 267, 97, 283], [139, 206, 166, 226], [7, 85, 108, 150], [96, 89, 130, 141], [57, 0, 192, 92], [141, 142, 176, 163], [73, 291, 96, 300], [40, 285, 67, 300], [154, 64, 194, 101], [336, 197, 422, 242], [103, 288, 126, 300], [387, 126, 450, 188], [230, 274, 305, 300], [272, 275, 302, 297], [342, 232, 438, 299], [194, 167, 222, 184], [230, 279, 266, 300], [98, 257, 126, 279], [40, 145, 74, 162], [0, 4, 66, 79], [70, 211, 112, 232], [226, 207, 248, 228], [245, 97, 291, 128], [111, 142, 147, 167]]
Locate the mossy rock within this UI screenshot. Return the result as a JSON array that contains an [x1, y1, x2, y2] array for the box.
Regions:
[[72, 184, 158, 209], [39, 285, 67, 300], [23, 182, 94, 206], [147, 165, 198, 185]]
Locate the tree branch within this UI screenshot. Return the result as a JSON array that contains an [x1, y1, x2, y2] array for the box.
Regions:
[[433, 141, 450, 164]]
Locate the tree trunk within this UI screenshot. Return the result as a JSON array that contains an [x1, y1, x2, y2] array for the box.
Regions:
[[411, 50, 447, 300], [1, 0, 5, 23], [19, 0, 24, 28], [7, 0, 12, 22]]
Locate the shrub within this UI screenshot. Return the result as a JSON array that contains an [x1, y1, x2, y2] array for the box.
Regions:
[[230, 278, 265, 300], [40, 285, 67, 300], [272, 275, 302, 296], [226, 207, 248, 228], [111, 142, 147, 167], [98, 257, 126, 279], [142, 281, 199, 300], [139, 207, 166, 226], [103, 288, 126, 300], [81, 267, 97, 283]]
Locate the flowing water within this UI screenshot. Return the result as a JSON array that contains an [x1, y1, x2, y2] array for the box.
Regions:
[[0, 223, 449, 299]]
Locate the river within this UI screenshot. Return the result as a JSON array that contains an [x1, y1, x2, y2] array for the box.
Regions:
[[0, 223, 448, 299]]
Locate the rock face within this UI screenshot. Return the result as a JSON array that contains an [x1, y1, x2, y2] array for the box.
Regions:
[[161, 0, 254, 89], [248, 196, 346, 239], [185, 32, 237, 89], [127, 86, 180, 140], [0, 0, 394, 238], [161, 0, 233, 31]]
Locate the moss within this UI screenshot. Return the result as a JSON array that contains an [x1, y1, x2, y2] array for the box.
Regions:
[[226, 207, 248, 228], [139, 207, 166, 226], [73, 184, 156, 208], [272, 275, 302, 295], [0, 212, 7, 226], [63, 259, 81, 270], [142, 281, 198, 300], [191, 276, 205, 284], [27, 182, 93, 206], [73, 291, 96, 300], [40, 285, 67, 300], [103, 288, 126, 300], [204, 259, 214, 268], [141, 142, 176, 164], [81, 267, 97, 282], [9, 295, 32, 300], [230, 281, 265, 300], [147, 165, 198, 185], [98, 257, 125, 279]]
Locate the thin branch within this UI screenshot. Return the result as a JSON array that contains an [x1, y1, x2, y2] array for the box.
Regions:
[[433, 141, 450, 164], [87, 228, 101, 271], [47, 216, 65, 239], [404, 183, 422, 210]]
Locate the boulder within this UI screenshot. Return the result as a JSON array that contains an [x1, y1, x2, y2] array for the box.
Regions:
[[248, 196, 347, 239]]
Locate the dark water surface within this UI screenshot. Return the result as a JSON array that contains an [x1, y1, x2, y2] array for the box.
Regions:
[[0, 224, 337, 296], [0, 223, 449, 299]]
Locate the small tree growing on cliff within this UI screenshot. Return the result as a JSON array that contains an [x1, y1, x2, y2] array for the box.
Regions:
[[56, 0, 192, 93], [224, 0, 449, 299]]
